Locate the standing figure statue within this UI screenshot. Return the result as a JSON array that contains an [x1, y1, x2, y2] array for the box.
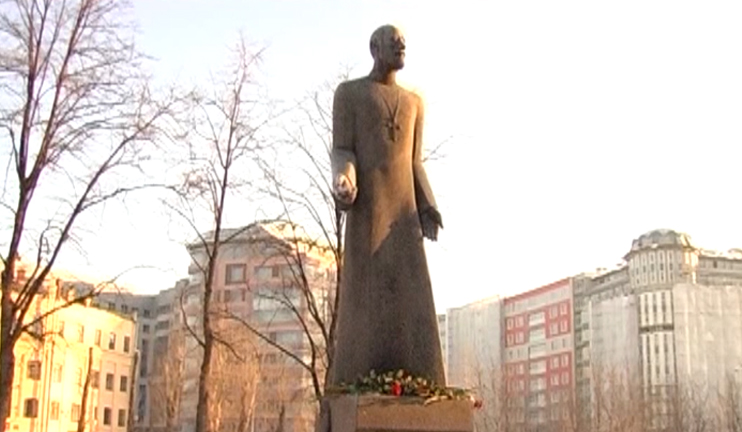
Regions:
[[329, 24, 445, 387]]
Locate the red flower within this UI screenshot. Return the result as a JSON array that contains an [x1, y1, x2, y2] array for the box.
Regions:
[[391, 381, 402, 396], [473, 399, 483, 409]]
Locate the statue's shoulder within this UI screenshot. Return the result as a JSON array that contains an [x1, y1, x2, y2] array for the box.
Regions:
[[335, 78, 368, 99], [400, 87, 424, 111]]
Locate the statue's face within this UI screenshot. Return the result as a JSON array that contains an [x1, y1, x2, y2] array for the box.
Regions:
[[372, 27, 406, 71]]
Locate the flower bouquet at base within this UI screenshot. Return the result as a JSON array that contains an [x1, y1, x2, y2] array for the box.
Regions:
[[325, 369, 483, 408]]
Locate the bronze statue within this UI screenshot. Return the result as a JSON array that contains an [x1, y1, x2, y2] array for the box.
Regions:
[[329, 24, 445, 387]]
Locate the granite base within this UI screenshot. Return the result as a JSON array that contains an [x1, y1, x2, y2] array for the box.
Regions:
[[317, 394, 473, 432]]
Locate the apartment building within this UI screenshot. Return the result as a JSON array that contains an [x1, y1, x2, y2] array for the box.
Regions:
[[502, 278, 574, 428], [102, 220, 336, 432], [5, 265, 137, 432], [437, 228, 742, 431], [573, 229, 742, 431], [180, 221, 335, 432], [445, 297, 502, 389]]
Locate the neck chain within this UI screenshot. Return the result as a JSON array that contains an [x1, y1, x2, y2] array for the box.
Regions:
[[381, 87, 401, 142]]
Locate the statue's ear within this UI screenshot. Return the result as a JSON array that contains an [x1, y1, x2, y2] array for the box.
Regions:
[[369, 41, 379, 59]]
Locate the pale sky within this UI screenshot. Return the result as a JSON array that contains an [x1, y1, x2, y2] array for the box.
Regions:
[[50, 0, 742, 312]]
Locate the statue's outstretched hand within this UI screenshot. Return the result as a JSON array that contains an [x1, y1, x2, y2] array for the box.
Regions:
[[333, 174, 357, 207], [421, 208, 443, 241]]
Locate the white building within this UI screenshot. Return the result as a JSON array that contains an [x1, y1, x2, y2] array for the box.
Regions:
[[445, 296, 502, 389]]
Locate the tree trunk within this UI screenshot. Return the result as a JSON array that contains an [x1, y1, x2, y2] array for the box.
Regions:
[[77, 347, 94, 432], [195, 330, 213, 432], [0, 263, 18, 432], [127, 352, 139, 432], [195, 269, 216, 432], [0, 343, 16, 432]]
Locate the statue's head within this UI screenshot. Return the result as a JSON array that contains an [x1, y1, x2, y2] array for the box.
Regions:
[[369, 25, 406, 71]]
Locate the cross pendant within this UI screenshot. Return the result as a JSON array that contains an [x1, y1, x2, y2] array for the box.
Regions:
[[386, 120, 401, 142]]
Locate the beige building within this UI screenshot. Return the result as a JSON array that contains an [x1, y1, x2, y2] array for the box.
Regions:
[[574, 229, 742, 430], [102, 220, 336, 432], [4, 264, 137, 432], [179, 221, 335, 432]]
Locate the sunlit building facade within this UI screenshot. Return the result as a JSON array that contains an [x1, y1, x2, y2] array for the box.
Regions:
[[4, 264, 137, 432], [101, 221, 336, 432]]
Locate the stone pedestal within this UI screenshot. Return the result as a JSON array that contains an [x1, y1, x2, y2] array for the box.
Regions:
[[321, 394, 473, 432]]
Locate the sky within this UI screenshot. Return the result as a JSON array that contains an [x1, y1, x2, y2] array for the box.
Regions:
[[44, 0, 742, 312]]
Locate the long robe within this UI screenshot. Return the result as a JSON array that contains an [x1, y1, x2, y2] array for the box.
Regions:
[[328, 77, 445, 386]]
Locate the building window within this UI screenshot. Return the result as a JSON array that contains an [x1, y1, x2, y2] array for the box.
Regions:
[[70, 403, 81, 422], [120, 375, 128, 392], [91, 370, 100, 388], [103, 407, 112, 425], [506, 334, 514, 346], [123, 336, 131, 353], [549, 323, 558, 336], [121, 304, 129, 313], [561, 354, 569, 367], [528, 312, 545, 326], [142, 324, 150, 334], [559, 303, 568, 315], [118, 409, 127, 427], [26, 360, 41, 380], [105, 373, 114, 390], [143, 309, 151, 318], [551, 375, 559, 385], [226, 264, 247, 284], [550, 357, 559, 368], [108, 332, 116, 350], [561, 372, 569, 384], [94, 329, 102, 346], [75, 367, 83, 387], [75, 324, 85, 343], [50, 401, 60, 420], [52, 364, 63, 383], [506, 318, 513, 329], [560, 320, 568, 332], [23, 398, 39, 418]]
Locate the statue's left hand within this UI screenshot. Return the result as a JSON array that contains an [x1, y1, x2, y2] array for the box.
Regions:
[[421, 208, 443, 241]]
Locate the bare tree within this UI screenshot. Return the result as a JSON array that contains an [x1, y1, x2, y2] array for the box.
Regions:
[[0, 1, 178, 428], [471, 362, 514, 432], [587, 363, 646, 432], [717, 373, 742, 432], [150, 329, 186, 432], [209, 319, 260, 432], [76, 346, 94, 432], [162, 35, 271, 432], [208, 72, 350, 417], [666, 380, 713, 432]]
